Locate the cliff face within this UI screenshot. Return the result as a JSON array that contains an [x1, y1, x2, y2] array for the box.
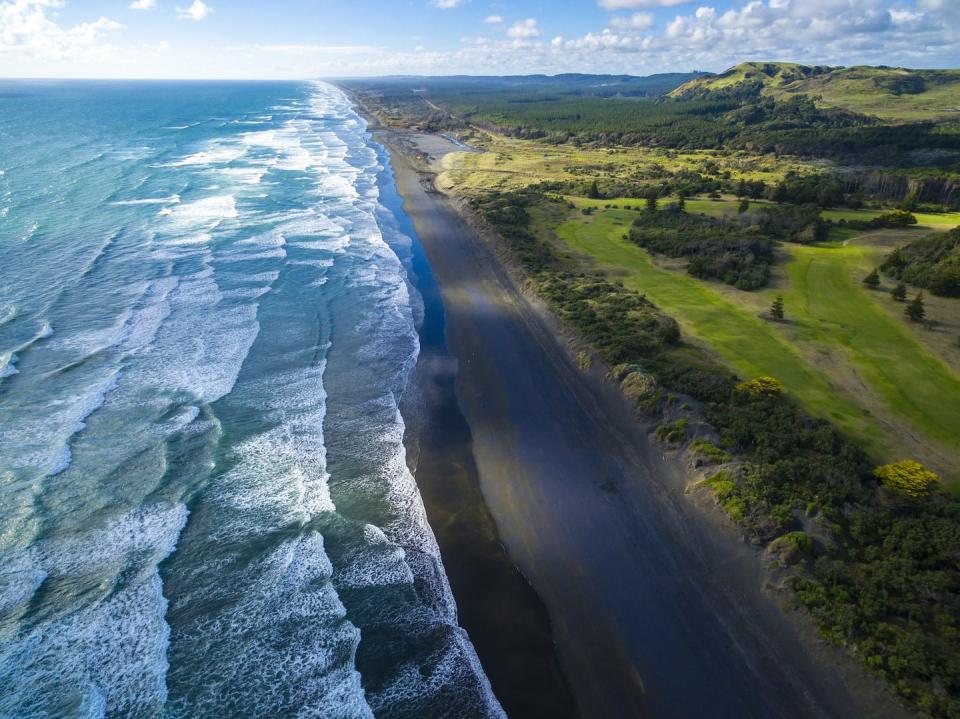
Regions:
[[845, 171, 960, 208]]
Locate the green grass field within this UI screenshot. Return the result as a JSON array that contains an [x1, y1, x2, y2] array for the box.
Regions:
[[553, 204, 960, 480], [821, 207, 960, 230]]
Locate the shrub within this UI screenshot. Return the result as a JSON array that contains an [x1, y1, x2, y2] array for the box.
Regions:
[[849, 210, 917, 230], [691, 439, 731, 463], [873, 460, 941, 498], [780, 530, 814, 555], [656, 418, 689, 443], [736, 376, 782, 397]]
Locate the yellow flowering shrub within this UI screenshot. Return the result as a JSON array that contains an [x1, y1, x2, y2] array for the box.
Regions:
[[736, 376, 782, 397], [872, 460, 941, 498]]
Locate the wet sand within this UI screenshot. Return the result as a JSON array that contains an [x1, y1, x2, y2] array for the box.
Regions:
[[393, 156, 577, 718], [378, 126, 913, 719]]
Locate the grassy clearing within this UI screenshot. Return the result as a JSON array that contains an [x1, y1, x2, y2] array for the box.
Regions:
[[553, 203, 960, 480], [822, 207, 960, 230], [438, 133, 821, 196]]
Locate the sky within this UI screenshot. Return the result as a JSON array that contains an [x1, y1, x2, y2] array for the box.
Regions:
[[0, 0, 958, 79]]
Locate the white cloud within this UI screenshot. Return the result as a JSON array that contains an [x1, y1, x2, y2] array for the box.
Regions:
[[598, 0, 691, 9], [610, 12, 655, 30], [129, 0, 156, 9], [507, 18, 541, 38], [253, 43, 381, 56], [484, 15, 503, 24], [430, 0, 465, 7], [0, 0, 125, 60], [0, 0, 957, 81], [176, 0, 211, 20]]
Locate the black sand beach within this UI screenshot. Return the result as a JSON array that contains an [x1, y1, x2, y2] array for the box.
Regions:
[[379, 126, 915, 719]]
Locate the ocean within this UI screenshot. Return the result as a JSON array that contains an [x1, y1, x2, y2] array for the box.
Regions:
[[0, 79, 503, 718]]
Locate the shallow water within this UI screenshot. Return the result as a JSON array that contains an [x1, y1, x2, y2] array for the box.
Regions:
[[0, 79, 501, 718]]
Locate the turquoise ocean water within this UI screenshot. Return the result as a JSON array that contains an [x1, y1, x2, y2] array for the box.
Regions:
[[0, 79, 502, 718]]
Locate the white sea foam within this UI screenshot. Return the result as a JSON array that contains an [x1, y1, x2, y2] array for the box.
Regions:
[[170, 146, 247, 166], [0, 303, 15, 326], [0, 79, 501, 719], [219, 167, 266, 185], [167, 194, 238, 222], [0, 352, 18, 378], [167, 532, 373, 718], [0, 505, 188, 718], [111, 194, 181, 206]]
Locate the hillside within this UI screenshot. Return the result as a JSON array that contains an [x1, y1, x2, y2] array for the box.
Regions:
[[671, 62, 960, 121]]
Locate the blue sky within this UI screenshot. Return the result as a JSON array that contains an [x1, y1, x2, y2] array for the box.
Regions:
[[1, 0, 958, 79]]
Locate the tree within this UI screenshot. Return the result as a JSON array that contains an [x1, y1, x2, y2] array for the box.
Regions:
[[645, 194, 658, 213], [676, 194, 686, 211], [891, 281, 907, 301], [770, 294, 785, 321], [898, 188, 919, 212], [905, 292, 925, 322], [738, 199, 750, 214], [748, 180, 766, 200], [736, 178, 748, 198], [771, 182, 788, 203], [587, 180, 601, 200], [863, 268, 880, 289]]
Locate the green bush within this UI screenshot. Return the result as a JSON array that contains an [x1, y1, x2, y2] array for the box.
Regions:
[[881, 228, 960, 298], [656, 418, 689, 443], [691, 439, 732, 463]]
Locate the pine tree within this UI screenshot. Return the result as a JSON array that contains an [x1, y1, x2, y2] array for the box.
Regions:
[[863, 268, 880, 289], [645, 194, 657, 213], [736, 179, 747, 198], [770, 294, 785, 321], [906, 293, 925, 322], [676, 194, 686, 211], [587, 180, 600, 200], [891, 281, 907, 301], [738, 199, 750, 214]]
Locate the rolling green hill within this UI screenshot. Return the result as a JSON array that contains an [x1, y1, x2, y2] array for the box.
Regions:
[[671, 62, 960, 121]]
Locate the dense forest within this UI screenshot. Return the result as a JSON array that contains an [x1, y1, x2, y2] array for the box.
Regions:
[[346, 72, 960, 172], [441, 84, 960, 165]]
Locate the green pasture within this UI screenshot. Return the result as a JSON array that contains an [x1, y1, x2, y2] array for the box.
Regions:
[[553, 205, 960, 478]]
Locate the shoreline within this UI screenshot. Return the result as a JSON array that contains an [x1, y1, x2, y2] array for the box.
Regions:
[[375, 142, 578, 718], [372, 115, 914, 718]]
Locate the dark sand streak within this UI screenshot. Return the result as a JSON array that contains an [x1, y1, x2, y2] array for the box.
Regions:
[[376, 124, 914, 719]]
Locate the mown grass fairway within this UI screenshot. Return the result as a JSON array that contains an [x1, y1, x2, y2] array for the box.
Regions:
[[553, 205, 960, 480]]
